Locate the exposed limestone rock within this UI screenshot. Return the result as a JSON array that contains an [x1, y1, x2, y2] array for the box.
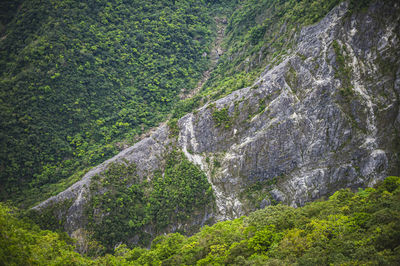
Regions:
[[34, 1, 400, 241]]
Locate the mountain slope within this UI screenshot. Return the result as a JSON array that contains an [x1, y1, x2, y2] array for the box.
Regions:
[[0, 0, 217, 204], [31, 0, 400, 250]]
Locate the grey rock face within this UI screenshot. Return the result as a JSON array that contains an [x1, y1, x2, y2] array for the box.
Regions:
[[34, 1, 400, 237], [178, 1, 400, 219]]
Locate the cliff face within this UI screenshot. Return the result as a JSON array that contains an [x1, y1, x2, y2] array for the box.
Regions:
[[33, 1, 400, 247]]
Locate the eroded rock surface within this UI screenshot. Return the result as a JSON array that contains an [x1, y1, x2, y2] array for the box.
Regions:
[[177, 1, 399, 219], [34, 1, 400, 241]]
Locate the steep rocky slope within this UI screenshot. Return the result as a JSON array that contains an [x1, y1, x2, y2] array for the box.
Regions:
[[32, 1, 400, 248]]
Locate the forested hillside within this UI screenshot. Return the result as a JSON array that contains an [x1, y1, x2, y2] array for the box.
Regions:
[[1, 176, 399, 264], [1, 0, 400, 264], [0, 0, 226, 205], [0, 0, 376, 206]]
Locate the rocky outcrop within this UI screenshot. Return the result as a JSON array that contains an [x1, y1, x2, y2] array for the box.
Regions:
[[177, 0, 399, 219], [33, 0, 400, 242], [33, 125, 173, 233]]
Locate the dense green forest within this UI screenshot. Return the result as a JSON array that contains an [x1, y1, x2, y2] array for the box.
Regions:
[[1, 176, 399, 265], [84, 151, 214, 250], [0, 0, 231, 206]]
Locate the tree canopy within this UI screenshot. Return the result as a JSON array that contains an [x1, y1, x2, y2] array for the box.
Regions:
[[1, 176, 399, 265], [0, 0, 216, 206]]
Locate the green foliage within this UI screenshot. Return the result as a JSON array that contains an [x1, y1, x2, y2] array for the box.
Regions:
[[258, 99, 266, 114], [348, 0, 374, 13], [106, 176, 400, 265], [240, 178, 277, 209], [248, 24, 267, 45], [212, 107, 231, 128], [286, 64, 299, 91], [26, 199, 73, 232], [0, 0, 216, 206], [0, 0, 23, 33], [86, 151, 214, 250], [379, 176, 400, 193], [248, 225, 277, 252], [332, 40, 354, 97], [167, 118, 180, 138], [213, 158, 221, 168], [3, 176, 400, 264], [149, 151, 215, 232], [200, 0, 343, 105], [0, 203, 90, 265], [150, 233, 185, 261], [171, 95, 204, 119]]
